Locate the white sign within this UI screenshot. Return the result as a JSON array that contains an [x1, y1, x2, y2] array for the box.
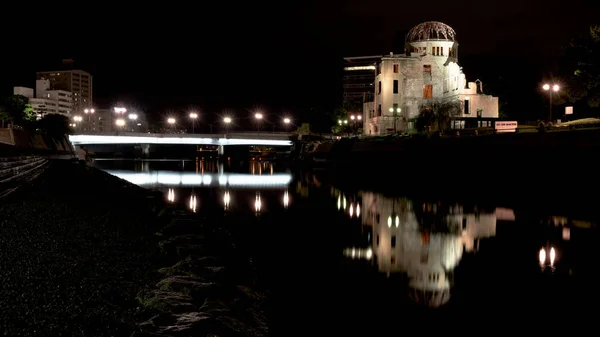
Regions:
[[495, 121, 517, 132], [566, 106, 573, 115]]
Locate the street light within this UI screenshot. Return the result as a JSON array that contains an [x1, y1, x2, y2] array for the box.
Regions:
[[254, 113, 263, 134], [223, 117, 232, 135], [115, 119, 125, 127], [189, 112, 198, 133], [114, 107, 127, 114], [543, 83, 560, 121], [283, 118, 291, 124], [73, 115, 83, 122], [128, 113, 138, 120], [389, 107, 401, 133]]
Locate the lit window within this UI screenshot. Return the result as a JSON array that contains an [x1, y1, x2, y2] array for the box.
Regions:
[[393, 64, 399, 73]]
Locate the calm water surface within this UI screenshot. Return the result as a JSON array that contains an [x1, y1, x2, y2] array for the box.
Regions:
[[94, 158, 600, 332]]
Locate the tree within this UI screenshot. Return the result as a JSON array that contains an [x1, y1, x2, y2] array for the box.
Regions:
[[0, 95, 37, 128], [417, 99, 462, 134], [36, 114, 71, 140], [560, 25, 600, 109]]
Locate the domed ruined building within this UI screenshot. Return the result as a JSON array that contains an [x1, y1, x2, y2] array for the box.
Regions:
[[359, 21, 499, 135]]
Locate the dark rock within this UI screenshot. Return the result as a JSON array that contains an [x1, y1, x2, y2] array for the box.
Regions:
[[157, 276, 219, 300], [137, 290, 196, 313], [131, 332, 171, 337], [139, 312, 212, 337], [158, 235, 205, 257], [160, 218, 205, 237], [158, 256, 223, 279]]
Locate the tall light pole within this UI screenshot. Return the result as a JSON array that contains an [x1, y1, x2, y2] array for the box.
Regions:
[[254, 113, 263, 135], [167, 117, 176, 133], [223, 117, 232, 136], [189, 112, 198, 133], [389, 107, 401, 134], [543, 83, 560, 122], [84, 108, 95, 132], [128, 113, 138, 132]]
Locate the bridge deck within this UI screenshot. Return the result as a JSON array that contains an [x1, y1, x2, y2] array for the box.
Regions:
[[69, 132, 293, 146]]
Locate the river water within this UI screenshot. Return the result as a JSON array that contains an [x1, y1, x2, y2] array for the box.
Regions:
[[94, 158, 600, 332]]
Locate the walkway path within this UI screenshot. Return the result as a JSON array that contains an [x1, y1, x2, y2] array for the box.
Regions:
[[0, 161, 162, 336]]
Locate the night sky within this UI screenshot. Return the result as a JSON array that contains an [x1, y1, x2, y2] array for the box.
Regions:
[[1, 0, 598, 127]]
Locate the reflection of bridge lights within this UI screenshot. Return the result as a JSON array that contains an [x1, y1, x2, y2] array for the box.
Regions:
[[337, 196, 341, 210], [343, 247, 373, 260], [396, 215, 399, 227], [223, 191, 231, 210], [283, 191, 289, 208], [387, 216, 392, 228], [167, 188, 175, 202], [349, 204, 354, 217], [343, 197, 347, 210], [539, 247, 557, 267], [189, 195, 197, 213], [356, 203, 360, 217], [254, 193, 262, 213]]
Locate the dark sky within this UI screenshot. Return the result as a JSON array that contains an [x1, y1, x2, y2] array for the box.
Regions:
[[1, 0, 598, 126]]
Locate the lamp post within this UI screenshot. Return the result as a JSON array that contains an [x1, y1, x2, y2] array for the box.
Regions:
[[223, 117, 232, 136], [189, 112, 198, 133], [283, 117, 291, 131], [542, 83, 559, 122], [167, 117, 176, 133], [128, 113, 138, 132], [84, 108, 95, 132], [254, 113, 263, 135], [389, 107, 401, 134]]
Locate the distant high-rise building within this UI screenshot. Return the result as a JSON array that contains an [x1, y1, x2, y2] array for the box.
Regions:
[[342, 56, 381, 109], [37, 62, 92, 113], [13, 79, 73, 117]]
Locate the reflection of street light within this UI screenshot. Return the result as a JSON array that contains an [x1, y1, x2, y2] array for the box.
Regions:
[[189, 112, 198, 133], [543, 83, 560, 121]]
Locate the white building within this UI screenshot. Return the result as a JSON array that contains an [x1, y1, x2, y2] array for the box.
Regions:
[[365, 21, 499, 135], [14, 80, 73, 118]]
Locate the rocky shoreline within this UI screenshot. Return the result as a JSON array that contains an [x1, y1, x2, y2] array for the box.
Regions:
[[132, 210, 268, 336], [0, 160, 267, 336]]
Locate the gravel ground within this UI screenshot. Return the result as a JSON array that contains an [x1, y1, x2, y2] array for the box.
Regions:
[[0, 160, 163, 336]]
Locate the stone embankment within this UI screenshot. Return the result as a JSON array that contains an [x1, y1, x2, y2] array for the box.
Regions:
[[132, 211, 267, 336], [0, 160, 267, 336]]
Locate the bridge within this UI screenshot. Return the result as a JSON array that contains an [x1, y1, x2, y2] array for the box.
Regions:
[[68, 132, 294, 147]]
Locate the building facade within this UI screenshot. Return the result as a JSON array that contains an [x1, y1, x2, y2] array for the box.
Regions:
[[364, 21, 499, 135], [13, 80, 73, 117], [342, 56, 381, 110], [36, 69, 92, 113]]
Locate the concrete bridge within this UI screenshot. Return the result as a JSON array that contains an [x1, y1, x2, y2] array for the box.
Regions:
[[68, 132, 293, 147]]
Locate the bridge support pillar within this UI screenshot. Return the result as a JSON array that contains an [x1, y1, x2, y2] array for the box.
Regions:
[[141, 144, 150, 158], [218, 145, 250, 161]]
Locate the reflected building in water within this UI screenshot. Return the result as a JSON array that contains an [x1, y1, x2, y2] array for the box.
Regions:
[[343, 191, 508, 308]]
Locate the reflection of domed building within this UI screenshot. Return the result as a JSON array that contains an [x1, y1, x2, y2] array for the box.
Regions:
[[363, 21, 499, 135], [357, 192, 497, 307]]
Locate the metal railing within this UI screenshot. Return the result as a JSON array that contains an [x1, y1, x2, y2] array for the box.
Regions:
[[0, 156, 48, 199]]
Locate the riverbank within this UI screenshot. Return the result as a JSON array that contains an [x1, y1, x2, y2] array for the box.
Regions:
[[0, 160, 266, 336]]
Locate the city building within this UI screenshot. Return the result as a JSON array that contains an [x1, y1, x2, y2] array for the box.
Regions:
[[342, 56, 381, 110], [13, 80, 73, 117], [71, 107, 147, 133], [364, 21, 499, 135], [37, 65, 92, 113]]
